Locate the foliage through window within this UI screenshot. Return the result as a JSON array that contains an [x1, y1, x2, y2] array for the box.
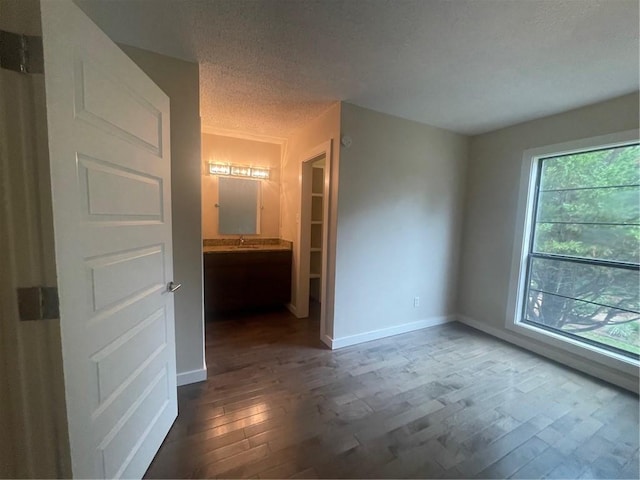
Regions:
[[523, 143, 640, 358]]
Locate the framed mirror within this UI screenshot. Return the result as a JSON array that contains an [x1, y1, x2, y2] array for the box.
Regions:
[[217, 177, 261, 234]]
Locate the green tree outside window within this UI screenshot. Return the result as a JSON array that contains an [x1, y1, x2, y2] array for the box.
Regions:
[[525, 144, 640, 356]]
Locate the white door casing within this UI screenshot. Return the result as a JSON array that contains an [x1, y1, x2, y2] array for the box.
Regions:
[[295, 140, 332, 346], [40, 1, 177, 478]]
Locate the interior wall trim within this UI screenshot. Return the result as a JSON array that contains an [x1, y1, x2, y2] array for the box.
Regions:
[[285, 302, 299, 318], [328, 315, 455, 350], [176, 367, 207, 387], [457, 314, 638, 394], [201, 125, 287, 146]]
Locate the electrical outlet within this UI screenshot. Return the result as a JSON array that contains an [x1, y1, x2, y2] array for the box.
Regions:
[[414, 296, 420, 308]]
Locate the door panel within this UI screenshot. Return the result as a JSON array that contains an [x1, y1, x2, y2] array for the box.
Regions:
[[40, 1, 177, 478], [75, 59, 163, 153], [79, 156, 164, 220]]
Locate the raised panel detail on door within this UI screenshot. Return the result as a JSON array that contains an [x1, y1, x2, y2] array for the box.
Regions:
[[74, 59, 163, 155], [86, 245, 165, 313], [91, 308, 167, 405], [41, 1, 177, 477], [98, 368, 170, 479], [90, 341, 168, 446], [78, 155, 163, 222]]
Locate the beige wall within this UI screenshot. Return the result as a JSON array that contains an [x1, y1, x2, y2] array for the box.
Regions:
[[333, 104, 468, 340], [201, 134, 282, 238], [0, 69, 72, 480], [458, 92, 639, 389], [0, 1, 71, 476], [281, 103, 341, 330], [120, 45, 206, 382]]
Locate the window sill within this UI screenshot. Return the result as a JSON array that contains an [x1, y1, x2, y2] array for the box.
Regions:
[[506, 318, 639, 377]]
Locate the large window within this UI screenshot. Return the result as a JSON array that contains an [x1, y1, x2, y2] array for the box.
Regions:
[[522, 143, 639, 359]]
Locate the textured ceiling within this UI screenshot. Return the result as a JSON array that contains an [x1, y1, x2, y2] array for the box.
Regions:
[[77, 0, 639, 137]]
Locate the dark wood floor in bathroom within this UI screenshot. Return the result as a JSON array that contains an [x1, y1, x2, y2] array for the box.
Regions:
[[144, 308, 639, 479]]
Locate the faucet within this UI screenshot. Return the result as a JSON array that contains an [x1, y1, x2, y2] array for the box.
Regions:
[[239, 235, 245, 246]]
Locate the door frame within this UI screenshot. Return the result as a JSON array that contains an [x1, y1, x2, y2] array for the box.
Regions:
[[296, 140, 332, 342], [0, 3, 72, 474]]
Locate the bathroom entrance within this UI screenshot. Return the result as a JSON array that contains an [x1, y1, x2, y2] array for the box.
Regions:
[[200, 129, 336, 350]]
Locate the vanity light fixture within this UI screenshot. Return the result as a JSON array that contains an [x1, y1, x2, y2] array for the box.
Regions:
[[209, 163, 231, 175], [230, 165, 251, 177], [250, 167, 270, 179], [208, 162, 270, 180]]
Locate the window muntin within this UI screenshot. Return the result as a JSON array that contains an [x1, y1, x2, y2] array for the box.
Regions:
[[522, 144, 640, 358]]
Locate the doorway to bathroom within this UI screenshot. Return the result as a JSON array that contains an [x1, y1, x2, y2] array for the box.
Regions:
[[200, 125, 338, 351]]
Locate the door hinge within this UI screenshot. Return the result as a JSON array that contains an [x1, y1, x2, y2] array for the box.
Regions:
[[0, 29, 43, 74], [17, 287, 59, 321]]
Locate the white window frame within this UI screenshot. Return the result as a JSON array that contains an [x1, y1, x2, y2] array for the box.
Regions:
[[506, 129, 640, 376]]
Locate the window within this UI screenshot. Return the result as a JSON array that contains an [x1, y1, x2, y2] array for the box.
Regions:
[[521, 142, 639, 359]]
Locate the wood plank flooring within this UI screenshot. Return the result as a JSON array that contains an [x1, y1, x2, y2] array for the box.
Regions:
[[145, 308, 639, 479]]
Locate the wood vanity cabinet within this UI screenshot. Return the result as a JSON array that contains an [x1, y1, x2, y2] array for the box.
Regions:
[[204, 250, 292, 314]]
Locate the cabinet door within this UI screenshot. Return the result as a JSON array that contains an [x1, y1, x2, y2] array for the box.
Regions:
[[204, 251, 292, 313]]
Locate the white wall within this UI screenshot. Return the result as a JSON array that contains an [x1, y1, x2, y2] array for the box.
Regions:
[[281, 103, 341, 330], [120, 46, 206, 384], [458, 92, 639, 390], [332, 103, 468, 343]]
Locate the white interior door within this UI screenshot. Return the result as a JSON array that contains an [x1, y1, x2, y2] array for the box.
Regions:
[[40, 1, 177, 478]]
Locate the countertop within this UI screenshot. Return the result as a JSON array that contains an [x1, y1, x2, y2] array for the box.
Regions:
[[203, 238, 292, 254], [203, 244, 292, 254]]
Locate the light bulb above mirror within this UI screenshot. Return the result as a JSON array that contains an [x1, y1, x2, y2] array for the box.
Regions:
[[208, 162, 270, 180]]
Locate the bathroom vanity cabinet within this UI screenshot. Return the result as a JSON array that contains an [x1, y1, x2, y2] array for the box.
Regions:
[[204, 248, 292, 314]]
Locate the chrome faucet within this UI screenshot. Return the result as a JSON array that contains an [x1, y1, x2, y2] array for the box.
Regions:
[[239, 235, 245, 246]]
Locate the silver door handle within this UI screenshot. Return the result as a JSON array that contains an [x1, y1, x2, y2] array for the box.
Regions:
[[167, 281, 182, 293]]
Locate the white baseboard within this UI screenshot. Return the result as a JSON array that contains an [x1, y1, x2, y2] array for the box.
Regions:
[[176, 367, 207, 386], [321, 334, 333, 349], [285, 303, 299, 317], [457, 314, 638, 394], [328, 315, 454, 350]]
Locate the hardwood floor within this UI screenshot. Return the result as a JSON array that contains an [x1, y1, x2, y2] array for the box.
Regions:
[[145, 308, 639, 479]]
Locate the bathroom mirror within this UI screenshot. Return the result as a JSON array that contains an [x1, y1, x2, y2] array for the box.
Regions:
[[218, 176, 261, 234]]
